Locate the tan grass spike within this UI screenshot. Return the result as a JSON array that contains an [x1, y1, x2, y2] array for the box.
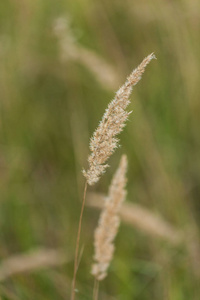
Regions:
[[91, 154, 128, 280], [83, 53, 155, 185]]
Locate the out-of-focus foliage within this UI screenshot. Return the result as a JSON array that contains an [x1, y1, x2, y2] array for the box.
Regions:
[[0, 0, 200, 299]]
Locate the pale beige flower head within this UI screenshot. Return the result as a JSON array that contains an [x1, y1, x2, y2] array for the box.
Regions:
[[91, 154, 128, 280], [83, 53, 155, 185]]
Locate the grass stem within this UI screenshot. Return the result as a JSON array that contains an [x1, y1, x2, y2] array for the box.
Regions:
[[71, 181, 88, 300], [93, 278, 99, 300]]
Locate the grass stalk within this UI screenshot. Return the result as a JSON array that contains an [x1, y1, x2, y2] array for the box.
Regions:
[[93, 278, 99, 300], [71, 181, 88, 300]]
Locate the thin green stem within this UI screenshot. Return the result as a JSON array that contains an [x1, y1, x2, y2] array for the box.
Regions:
[[93, 278, 99, 300], [71, 181, 88, 300]]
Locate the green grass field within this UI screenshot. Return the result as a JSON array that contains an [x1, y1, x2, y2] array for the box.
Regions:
[[0, 0, 200, 299]]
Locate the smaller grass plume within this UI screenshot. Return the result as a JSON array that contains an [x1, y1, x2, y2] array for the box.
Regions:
[[91, 154, 128, 280]]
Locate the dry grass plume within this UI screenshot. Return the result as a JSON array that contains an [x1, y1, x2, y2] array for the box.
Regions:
[[91, 155, 128, 281], [83, 53, 156, 185]]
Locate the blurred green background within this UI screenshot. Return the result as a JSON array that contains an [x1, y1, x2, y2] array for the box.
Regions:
[[0, 0, 200, 299]]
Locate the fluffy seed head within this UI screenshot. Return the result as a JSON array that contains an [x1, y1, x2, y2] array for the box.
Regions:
[[83, 53, 155, 185], [91, 155, 128, 280]]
